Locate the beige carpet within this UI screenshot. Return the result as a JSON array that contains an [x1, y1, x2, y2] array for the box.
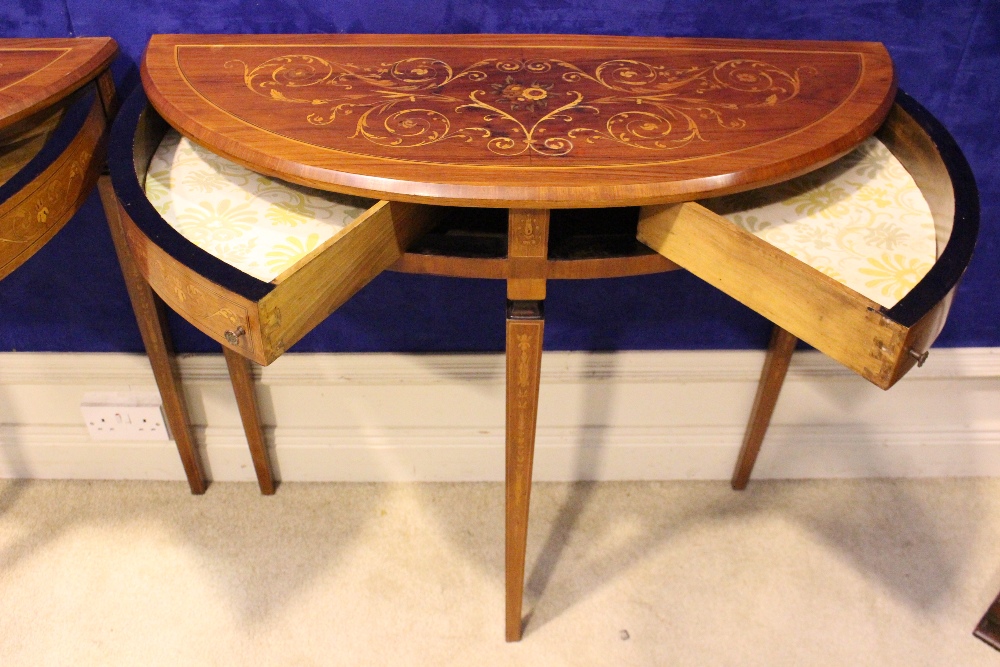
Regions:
[[1, 478, 999, 665]]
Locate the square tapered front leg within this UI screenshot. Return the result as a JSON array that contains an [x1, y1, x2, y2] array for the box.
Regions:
[[505, 209, 549, 641]]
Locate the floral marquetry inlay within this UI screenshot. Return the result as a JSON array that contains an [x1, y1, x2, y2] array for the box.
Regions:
[[145, 35, 894, 204], [162, 40, 879, 171], [229, 54, 813, 159]]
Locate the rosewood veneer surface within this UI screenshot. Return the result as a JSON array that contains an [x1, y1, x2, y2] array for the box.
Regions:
[[0, 38, 117, 131], [140, 34, 895, 208]]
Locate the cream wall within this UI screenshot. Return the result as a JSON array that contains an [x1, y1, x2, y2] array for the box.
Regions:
[[0, 349, 998, 483]]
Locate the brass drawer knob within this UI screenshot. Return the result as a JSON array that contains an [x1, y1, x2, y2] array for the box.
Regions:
[[908, 348, 929, 367], [224, 326, 246, 346]]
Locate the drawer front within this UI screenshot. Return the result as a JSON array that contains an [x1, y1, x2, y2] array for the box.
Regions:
[[117, 177, 433, 364], [122, 211, 261, 360], [885, 288, 956, 387]]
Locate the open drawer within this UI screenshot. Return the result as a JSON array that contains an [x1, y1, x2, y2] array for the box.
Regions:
[[0, 85, 111, 280], [0, 37, 117, 280], [107, 89, 436, 365], [637, 91, 978, 390], [0, 101, 67, 188]]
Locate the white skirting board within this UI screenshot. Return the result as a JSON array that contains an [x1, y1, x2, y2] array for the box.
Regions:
[[0, 348, 998, 482]]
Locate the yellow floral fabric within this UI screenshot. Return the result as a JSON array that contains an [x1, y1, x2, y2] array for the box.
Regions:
[[145, 130, 376, 282], [703, 137, 937, 308]]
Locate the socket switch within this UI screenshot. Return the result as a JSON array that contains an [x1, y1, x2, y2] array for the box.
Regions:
[[81, 392, 170, 441]]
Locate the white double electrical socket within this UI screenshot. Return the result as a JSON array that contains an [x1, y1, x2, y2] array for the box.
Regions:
[[81, 392, 170, 441]]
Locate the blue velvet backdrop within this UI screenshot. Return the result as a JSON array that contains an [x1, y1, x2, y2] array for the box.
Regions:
[[1, 1, 996, 354]]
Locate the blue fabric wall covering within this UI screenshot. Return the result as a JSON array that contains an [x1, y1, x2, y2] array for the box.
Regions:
[[0, 0, 69, 36], [0, 1, 996, 353]]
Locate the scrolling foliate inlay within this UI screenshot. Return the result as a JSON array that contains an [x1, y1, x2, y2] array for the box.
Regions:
[[228, 55, 814, 158]]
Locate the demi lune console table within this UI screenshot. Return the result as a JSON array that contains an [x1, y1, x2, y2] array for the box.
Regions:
[[100, 34, 977, 641], [0, 38, 117, 283]]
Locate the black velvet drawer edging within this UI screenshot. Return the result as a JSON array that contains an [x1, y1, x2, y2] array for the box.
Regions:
[[884, 90, 979, 328], [108, 86, 273, 302]]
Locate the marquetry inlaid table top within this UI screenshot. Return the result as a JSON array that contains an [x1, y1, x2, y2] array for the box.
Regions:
[[0, 37, 117, 131], [141, 34, 896, 207]]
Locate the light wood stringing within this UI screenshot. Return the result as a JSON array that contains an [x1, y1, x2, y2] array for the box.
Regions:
[[0, 38, 117, 131]]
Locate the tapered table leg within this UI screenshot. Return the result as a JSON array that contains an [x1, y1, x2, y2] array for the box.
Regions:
[[98, 176, 207, 495], [222, 346, 275, 495], [731, 324, 797, 490], [505, 209, 549, 642], [506, 300, 544, 641], [975, 591, 1000, 650]]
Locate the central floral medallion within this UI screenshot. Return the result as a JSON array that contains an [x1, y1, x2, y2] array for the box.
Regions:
[[491, 76, 553, 112]]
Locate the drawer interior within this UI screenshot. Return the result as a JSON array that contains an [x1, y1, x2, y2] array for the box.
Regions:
[[404, 206, 655, 261], [114, 92, 435, 365], [143, 129, 381, 285], [0, 85, 108, 281], [637, 93, 977, 389], [0, 102, 68, 188], [699, 135, 938, 310]]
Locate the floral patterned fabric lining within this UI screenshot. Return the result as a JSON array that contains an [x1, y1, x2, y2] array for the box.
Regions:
[[703, 137, 937, 308], [144, 130, 376, 282]]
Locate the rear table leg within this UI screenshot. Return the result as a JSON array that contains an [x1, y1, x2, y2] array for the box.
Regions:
[[731, 324, 797, 490], [95, 69, 119, 120], [975, 591, 1000, 650], [222, 346, 275, 495]]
